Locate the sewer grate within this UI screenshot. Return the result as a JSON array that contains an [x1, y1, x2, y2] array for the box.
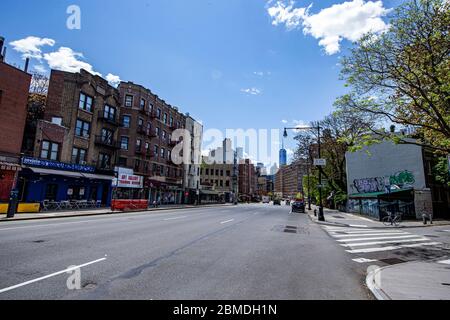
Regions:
[[442, 283, 450, 286], [284, 229, 297, 234], [380, 258, 406, 265], [285, 225, 298, 229]]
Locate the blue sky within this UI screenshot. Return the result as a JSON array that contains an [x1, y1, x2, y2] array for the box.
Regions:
[[1, 0, 404, 166]]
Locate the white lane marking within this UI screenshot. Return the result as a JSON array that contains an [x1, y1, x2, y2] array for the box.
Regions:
[[337, 235, 418, 242], [220, 219, 234, 224], [329, 230, 406, 234], [341, 237, 430, 247], [438, 259, 450, 265], [163, 216, 187, 221], [349, 224, 369, 228], [332, 232, 409, 238], [0, 220, 90, 232], [352, 258, 378, 263], [323, 227, 372, 231], [346, 242, 441, 254], [0, 257, 107, 294]]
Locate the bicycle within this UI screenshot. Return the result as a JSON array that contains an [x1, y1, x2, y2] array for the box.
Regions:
[[382, 211, 402, 227]]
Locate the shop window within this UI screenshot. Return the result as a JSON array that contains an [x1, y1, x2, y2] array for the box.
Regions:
[[41, 140, 59, 161], [75, 119, 90, 138], [79, 92, 93, 112], [72, 147, 87, 164], [44, 184, 58, 201]]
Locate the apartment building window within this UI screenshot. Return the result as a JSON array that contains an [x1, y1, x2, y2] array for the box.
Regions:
[[138, 118, 144, 131], [122, 115, 131, 128], [121, 136, 129, 150], [220, 180, 223, 187], [226, 181, 230, 187], [220, 170, 224, 176], [136, 139, 142, 151], [134, 159, 141, 172], [144, 161, 149, 173], [75, 119, 90, 138], [140, 98, 146, 110], [216, 169, 219, 176], [154, 145, 159, 157], [226, 170, 231, 176], [163, 113, 168, 124], [169, 116, 174, 127], [125, 95, 133, 107], [177, 121, 180, 128], [118, 157, 127, 167], [206, 169, 209, 175], [155, 127, 160, 137], [162, 130, 166, 140], [98, 153, 111, 169], [72, 147, 87, 164], [79, 92, 93, 112], [101, 128, 114, 144], [103, 105, 116, 121], [167, 150, 171, 161], [41, 140, 59, 161], [160, 165, 165, 176], [160, 148, 165, 159], [145, 142, 149, 150], [51, 117, 62, 125], [156, 108, 161, 119], [149, 103, 153, 112]]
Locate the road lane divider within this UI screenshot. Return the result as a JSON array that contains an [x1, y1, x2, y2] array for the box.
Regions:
[[220, 219, 235, 224], [163, 216, 188, 221]]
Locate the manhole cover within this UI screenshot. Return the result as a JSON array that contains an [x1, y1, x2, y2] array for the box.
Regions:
[[380, 258, 406, 265]]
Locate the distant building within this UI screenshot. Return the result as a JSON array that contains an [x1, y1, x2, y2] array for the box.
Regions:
[[184, 114, 203, 204], [0, 38, 32, 203], [279, 147, 287, 167], [238, 158, 257, 202], [275, 160, 308, 199], [346, 139, 449, 220]]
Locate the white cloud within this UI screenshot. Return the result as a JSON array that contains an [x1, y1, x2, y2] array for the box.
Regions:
[[281, 120, 288, 124], [43, 47, 101, 76], [267, 0, 390, 55], [106, 73, 121, 87], [10, 36, 55, 60], [241, 88, 262, 95], [33, 64, 48, 73]]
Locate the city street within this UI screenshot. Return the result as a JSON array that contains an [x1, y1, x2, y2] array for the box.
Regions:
[[0, 204, 372, 300]]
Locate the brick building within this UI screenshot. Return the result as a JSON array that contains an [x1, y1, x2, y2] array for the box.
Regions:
[[275, 160, 308, 199], [0, 38, 32, 203], [238, 159, 257, 202], [18, 69, 119, 206], [200, 156, 235, 202], [116, 82, 186, 205]]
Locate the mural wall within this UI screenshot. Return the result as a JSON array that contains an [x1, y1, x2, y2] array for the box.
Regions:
[[351, 170, 416, 194]]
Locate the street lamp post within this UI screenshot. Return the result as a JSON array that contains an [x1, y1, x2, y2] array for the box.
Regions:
[[284, 125, 325, 221]]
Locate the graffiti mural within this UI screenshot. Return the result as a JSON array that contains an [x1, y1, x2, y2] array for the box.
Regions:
[[353, 170, 415, 194]]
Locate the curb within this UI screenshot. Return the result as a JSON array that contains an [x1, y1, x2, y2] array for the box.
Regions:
[[0, 204, 234, 223], [365, 266, 391, 300]]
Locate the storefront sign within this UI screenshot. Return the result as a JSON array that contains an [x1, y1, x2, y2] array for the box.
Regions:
[[114, 174, 143, 189], [22, 157, 95, 173]]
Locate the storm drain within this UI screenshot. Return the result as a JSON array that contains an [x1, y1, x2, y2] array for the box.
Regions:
[[284, 226, 298, 234], [380, 258, 406, 265]]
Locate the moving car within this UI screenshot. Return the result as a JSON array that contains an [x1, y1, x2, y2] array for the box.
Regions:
[[291, 199, 306, 213]]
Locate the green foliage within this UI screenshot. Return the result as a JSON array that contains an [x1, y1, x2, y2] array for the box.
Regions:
[[432, 157, 450, 186]]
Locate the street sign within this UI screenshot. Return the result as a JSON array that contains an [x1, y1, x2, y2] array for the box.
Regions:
[[314, 159, 326, 166]]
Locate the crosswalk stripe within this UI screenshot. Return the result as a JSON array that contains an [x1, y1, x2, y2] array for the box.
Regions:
[[328, 230, 405, 234], [336, 235, 418, 242], [346, 242, 441, 254], [331, 232, 408, 238], [340, 237, 429, 247]]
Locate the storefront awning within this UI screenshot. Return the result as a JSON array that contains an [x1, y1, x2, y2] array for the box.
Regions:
[[25, 166, 85, 178], [82, 173, 115, 181], [350, 188, 413, 199]]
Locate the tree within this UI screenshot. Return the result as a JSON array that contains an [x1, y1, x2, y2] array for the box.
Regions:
[[339, 0, 450, 154]]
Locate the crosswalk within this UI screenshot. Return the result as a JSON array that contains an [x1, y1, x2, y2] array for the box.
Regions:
[[322, 226, 442, 256]]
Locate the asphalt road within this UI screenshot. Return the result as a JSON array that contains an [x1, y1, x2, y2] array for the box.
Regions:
[[0, 204, 372, 300]]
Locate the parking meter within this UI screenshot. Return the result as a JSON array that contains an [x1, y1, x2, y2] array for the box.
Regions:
[[7, 189, 19, 218]]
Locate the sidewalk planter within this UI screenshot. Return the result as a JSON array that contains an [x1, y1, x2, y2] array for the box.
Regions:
[[111, 199, 148, 211], [0, 203, 40, 214]]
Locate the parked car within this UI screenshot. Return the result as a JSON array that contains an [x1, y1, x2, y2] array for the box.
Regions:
[[291, 200, 305, 213], [273, 199, 281, 205]]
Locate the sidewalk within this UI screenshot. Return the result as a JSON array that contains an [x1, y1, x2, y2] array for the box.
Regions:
[[367, 259, 450, 300], [0, 203, 233, 222], [307, 206, 450, 229]]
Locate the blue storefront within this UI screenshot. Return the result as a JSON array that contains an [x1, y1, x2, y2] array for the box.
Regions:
[[18, 157, 114, 207]]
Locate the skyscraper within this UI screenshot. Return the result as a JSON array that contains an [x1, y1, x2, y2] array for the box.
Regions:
[[279, 141, 287, 166]]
